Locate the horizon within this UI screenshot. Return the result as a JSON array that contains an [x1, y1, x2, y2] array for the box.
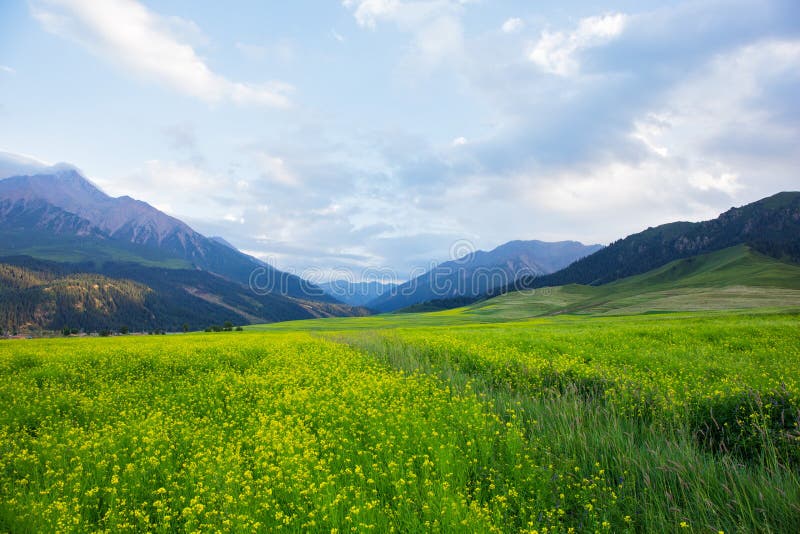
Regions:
[[1, 0, 799, 278]]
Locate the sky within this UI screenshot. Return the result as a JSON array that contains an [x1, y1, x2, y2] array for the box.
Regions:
[[1, 0, 799, 280]]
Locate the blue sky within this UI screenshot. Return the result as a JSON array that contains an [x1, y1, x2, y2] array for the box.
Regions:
[[1, 0, 799, 279]]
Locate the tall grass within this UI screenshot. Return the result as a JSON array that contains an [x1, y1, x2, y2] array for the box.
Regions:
[[340, 325, 800, 533]]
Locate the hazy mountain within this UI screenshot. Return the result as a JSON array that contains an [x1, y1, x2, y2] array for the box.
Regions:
[[0, 157, 330, 301], [318, 280, 398, 307], [0, 154, 371, 331], [210, 236, 240, 251], [367, 240, 603, 312], [499, 192, 800, 294], [0, 150, 52, 180]]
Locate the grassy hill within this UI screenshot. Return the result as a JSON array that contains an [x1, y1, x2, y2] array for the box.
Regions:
[[0, 229, 193, 268], [248, 245, 800, 331], [501, 191, 800, 293], [466, 245, 800, 319]]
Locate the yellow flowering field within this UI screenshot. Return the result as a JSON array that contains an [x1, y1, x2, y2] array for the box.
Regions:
[[1, 311, 799, 532], [1, 333, 625, 533], [345, 313, 800, 450], [332, 312, 800, 532]]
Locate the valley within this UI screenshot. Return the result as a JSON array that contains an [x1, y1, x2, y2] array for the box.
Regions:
[[2, 3, 798, 531]]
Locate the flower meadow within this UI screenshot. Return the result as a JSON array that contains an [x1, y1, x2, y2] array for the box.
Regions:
[[0, 311, 799, 532]]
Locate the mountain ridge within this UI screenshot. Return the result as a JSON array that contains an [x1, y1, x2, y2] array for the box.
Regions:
[[366, 239, 603, 312], [318, 280, 398, 307], [496, 191, 800, 295], [0, 160, 333, 302]]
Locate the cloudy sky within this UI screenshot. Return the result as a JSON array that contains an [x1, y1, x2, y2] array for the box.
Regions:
[[1, 0, 798, 279]]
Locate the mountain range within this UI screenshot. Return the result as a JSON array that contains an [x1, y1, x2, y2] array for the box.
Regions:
[[318, 280, 398, 307], [495, 191, 800, 295], [0, 162, 315, 297], [366, 240, 603, 312], [0, 155, 361, 332], [1, 152, 798, 333]]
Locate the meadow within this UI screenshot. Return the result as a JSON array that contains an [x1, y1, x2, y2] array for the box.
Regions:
[[1, 310, 799, 532]]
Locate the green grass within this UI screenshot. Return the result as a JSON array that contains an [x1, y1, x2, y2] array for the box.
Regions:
[[1, 332, 640, 533], [2, 245, 800, 532], [0, 231, 192, 269], [3, 311, 800, 532], [462, 245, 800, 320], [247, 245, 800, 331]]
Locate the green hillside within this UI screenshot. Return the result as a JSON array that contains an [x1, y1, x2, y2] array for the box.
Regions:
[[0, 229, 192, 268], [500, 191, 800, 293], [248, 245, 800, 331], [467, 245, 800, 319]]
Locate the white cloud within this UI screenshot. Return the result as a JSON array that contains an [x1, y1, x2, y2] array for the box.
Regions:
[[253, 152, 299, 186], [31, 0, 292, 107], [343, 0, 401, 29], [529, 13, 627, 76], [451, 136, 468, 146], [0, 65, 15, 75], [501, 17, 524, 34], [343, 0, 465, 71], [95, 159, 228, 220], [223, 213, 245, 224], [688, 172, 742, 195], [627, 39, 800, 198], [331, 29, 346, 43], [631, 114, 669, 157]]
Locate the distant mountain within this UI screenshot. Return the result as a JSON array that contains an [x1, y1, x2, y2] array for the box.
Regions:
[[450, 244, 800, 321], [367, 240, 603, 312], [499, 192, 800, 294], [318, 280, 398, 307], [210, 236, 240, 252]]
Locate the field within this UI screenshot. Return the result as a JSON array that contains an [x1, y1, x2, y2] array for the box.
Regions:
[[2, 307, 799, 533]]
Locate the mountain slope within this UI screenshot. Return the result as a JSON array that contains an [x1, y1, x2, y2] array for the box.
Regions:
[[367, 240, 602, 312], [0, 154, 368, 331], [0, 162, 330, 301], [465, 245, 800, 320], [500, 192, 800, 294], [0, 258, 368, 334]]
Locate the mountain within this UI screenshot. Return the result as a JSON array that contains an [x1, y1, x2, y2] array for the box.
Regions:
[[318, 280, 398, 307], [0, 258, 367, 334], [0, 157, 331, 301], [0, 154, 368, 332], [457, 245, 800, 320], [366, 240, 603, 313], [497, 192, 800, 295], [210, 236, 240, 251]]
